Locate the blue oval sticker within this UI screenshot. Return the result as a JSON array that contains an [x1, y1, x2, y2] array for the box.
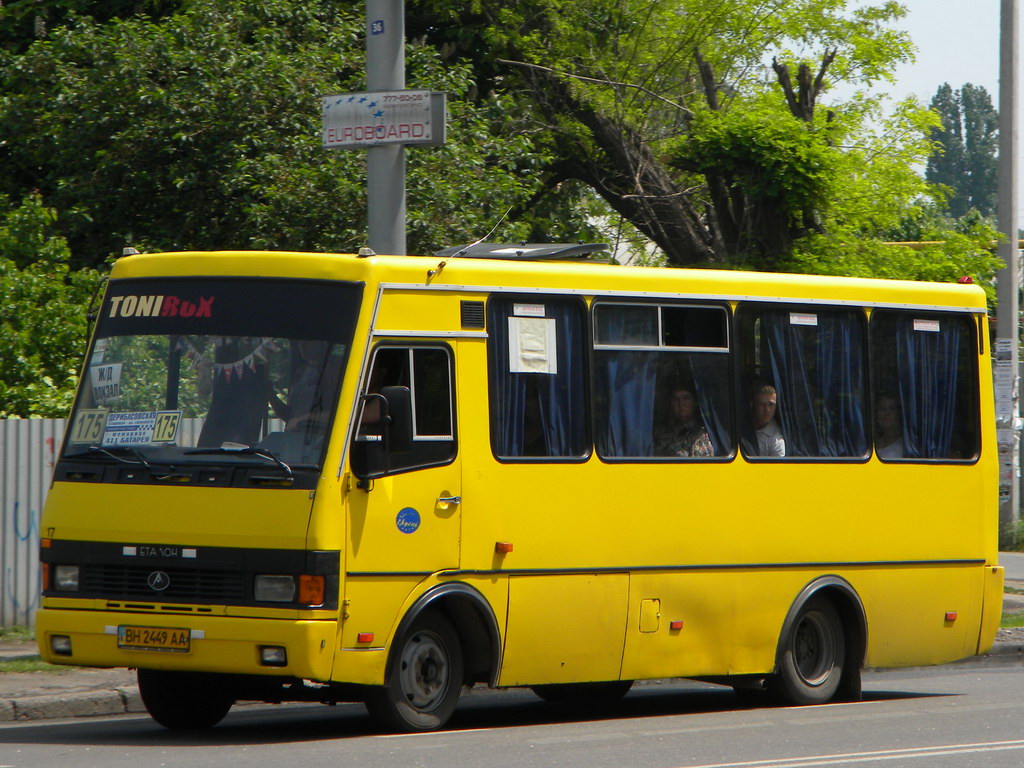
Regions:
[[395, 507, 421, 534]]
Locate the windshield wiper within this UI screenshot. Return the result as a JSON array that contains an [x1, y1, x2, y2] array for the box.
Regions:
[[184, 446, 293, 479], [63, 445, 153, 468]]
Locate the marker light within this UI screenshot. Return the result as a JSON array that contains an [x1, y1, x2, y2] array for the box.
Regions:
[[298, 575, 325, 606]]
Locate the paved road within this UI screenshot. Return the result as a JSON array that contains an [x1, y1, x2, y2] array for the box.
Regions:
[[2, 663, 1023, 768]]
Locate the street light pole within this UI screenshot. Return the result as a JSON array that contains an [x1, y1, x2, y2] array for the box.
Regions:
[[366, 0, 406, 255], [996, 0, 1020, 545]]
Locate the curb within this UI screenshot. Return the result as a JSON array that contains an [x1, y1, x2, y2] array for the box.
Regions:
[[0, 686, 144, 723]]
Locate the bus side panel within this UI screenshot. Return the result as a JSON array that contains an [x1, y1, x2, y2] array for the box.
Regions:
[[620, 571, 785, 680], [857, 565, 986, 667], [498, 573, 628, 686]]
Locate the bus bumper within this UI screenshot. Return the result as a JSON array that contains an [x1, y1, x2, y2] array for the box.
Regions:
[[35, 607, 338, 682], [977, 564, 1005, 655]]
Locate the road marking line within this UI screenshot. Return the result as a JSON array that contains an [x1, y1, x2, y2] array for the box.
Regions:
[[680, 740, 1024, 768]]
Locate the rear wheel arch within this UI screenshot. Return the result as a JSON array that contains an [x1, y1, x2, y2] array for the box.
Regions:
[[773, 575, 866, 703]]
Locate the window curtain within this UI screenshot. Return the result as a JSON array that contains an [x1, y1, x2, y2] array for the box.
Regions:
[[596, 352, 659, 456], [689, 355, 732, 455], [893, 317, 962, 458], [487, 298, 586, 457], [762, 310, 866, 457]]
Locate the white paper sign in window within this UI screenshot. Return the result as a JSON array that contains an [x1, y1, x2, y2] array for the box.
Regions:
[[789, 312, 818, 327], [913, 318, 941, 333], [513, 302, 546, 318], [89, 362, 123, 405], [508, 316, 558, 374]]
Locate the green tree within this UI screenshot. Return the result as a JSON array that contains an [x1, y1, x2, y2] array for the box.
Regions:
[[409, 0, 997, 274], [926, 82, 999, 218], [0, 0, 596, 267], [0, 193, 106, 417]]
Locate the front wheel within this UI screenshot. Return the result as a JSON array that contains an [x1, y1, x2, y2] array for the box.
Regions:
[[137, 669, 234, 730], [769, 596, 845, 706], [365, 610, 464, 732]]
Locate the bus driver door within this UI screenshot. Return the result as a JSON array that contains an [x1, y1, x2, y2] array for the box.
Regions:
[[344, 343, 461, 610]]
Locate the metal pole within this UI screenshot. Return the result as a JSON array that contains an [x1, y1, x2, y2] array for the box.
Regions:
[[366, 0, 406, 255], [996, 0, 1020, 546]]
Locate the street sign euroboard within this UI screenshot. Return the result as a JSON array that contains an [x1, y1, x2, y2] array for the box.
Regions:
[[321, 90, 446, 149]]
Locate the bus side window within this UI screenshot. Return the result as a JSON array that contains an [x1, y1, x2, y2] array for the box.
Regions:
[[592, 302, 733, 460], [736, 305, 869, 460], [351, 345, 456, 478], [486, 295, 588, 460], [870, 311, 979, 461]]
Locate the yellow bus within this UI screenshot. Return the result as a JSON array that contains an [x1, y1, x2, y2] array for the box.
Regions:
[[36, 243, 1003, 732]]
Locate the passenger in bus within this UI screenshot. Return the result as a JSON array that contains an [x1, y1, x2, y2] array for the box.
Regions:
[[874, 392, 905, 459], [747, 383, 786, 457], [654, 383, 714, 458]]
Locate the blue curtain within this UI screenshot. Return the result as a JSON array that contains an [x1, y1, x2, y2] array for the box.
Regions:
[[762, 310, 867, 457], [488, 298, 586, 457], [596, 352, 658, 456], [894, 318, 961, 458], [689, 355, 733, 455]]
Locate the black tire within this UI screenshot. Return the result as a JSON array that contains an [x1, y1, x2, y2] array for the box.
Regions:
[[531, 680, 633, 704], [137, 669, 235, 730], [365, 610, 464, 732], [769, 596, 845, 706]]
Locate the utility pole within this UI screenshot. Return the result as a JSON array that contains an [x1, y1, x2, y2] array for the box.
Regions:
[[996, 0, 1020, 546], [366, 0, 406, 255]]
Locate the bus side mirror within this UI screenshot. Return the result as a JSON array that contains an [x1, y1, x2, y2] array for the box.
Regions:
[[380, 385, 413, 453]]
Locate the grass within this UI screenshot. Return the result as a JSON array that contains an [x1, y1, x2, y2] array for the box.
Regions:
[[1001, 612, 1024, 629], [0, 625, 34, 642], [0, 658, 61, 673]]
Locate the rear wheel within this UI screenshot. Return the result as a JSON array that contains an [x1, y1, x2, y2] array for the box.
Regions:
[[769, 596, 845, 705], [531, 680, 633, 704], [137, 669, 234, 730], [365, 610, 464, 732]]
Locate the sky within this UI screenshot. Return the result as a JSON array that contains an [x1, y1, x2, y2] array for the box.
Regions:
[[886, 0, 1004, 102]]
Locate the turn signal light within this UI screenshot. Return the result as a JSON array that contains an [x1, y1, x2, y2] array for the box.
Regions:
[[298, 575, 325, 606]]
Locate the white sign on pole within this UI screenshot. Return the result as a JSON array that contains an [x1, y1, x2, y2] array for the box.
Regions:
[[321, 90, 446, 149]]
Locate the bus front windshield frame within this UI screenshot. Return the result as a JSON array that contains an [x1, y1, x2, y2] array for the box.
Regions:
[[60, 276, 362, 474]]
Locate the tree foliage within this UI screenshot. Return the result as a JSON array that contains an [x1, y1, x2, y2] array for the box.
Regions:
[[926, 82, 999, 218], [0, 193, 105, 417], [409, 0, 1000, 276], [0, 0, 597, 268]]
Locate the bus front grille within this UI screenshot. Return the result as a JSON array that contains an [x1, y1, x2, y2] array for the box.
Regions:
[[81, 564, 247, 604]]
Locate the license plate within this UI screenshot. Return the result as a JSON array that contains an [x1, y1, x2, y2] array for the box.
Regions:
[[117, 625, 191, 652]]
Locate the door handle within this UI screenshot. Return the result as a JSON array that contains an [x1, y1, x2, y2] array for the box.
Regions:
[[437, 495, 461, 506]]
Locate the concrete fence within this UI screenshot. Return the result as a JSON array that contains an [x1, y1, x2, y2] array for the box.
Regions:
[[1, 418, 65, 629]]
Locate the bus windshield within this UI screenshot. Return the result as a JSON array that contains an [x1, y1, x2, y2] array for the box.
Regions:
[[61, 277, 361, 472]]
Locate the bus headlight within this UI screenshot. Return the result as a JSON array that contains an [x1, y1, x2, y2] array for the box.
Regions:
[[54, 565, 80, 592], [254, 575, 295, 602]]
